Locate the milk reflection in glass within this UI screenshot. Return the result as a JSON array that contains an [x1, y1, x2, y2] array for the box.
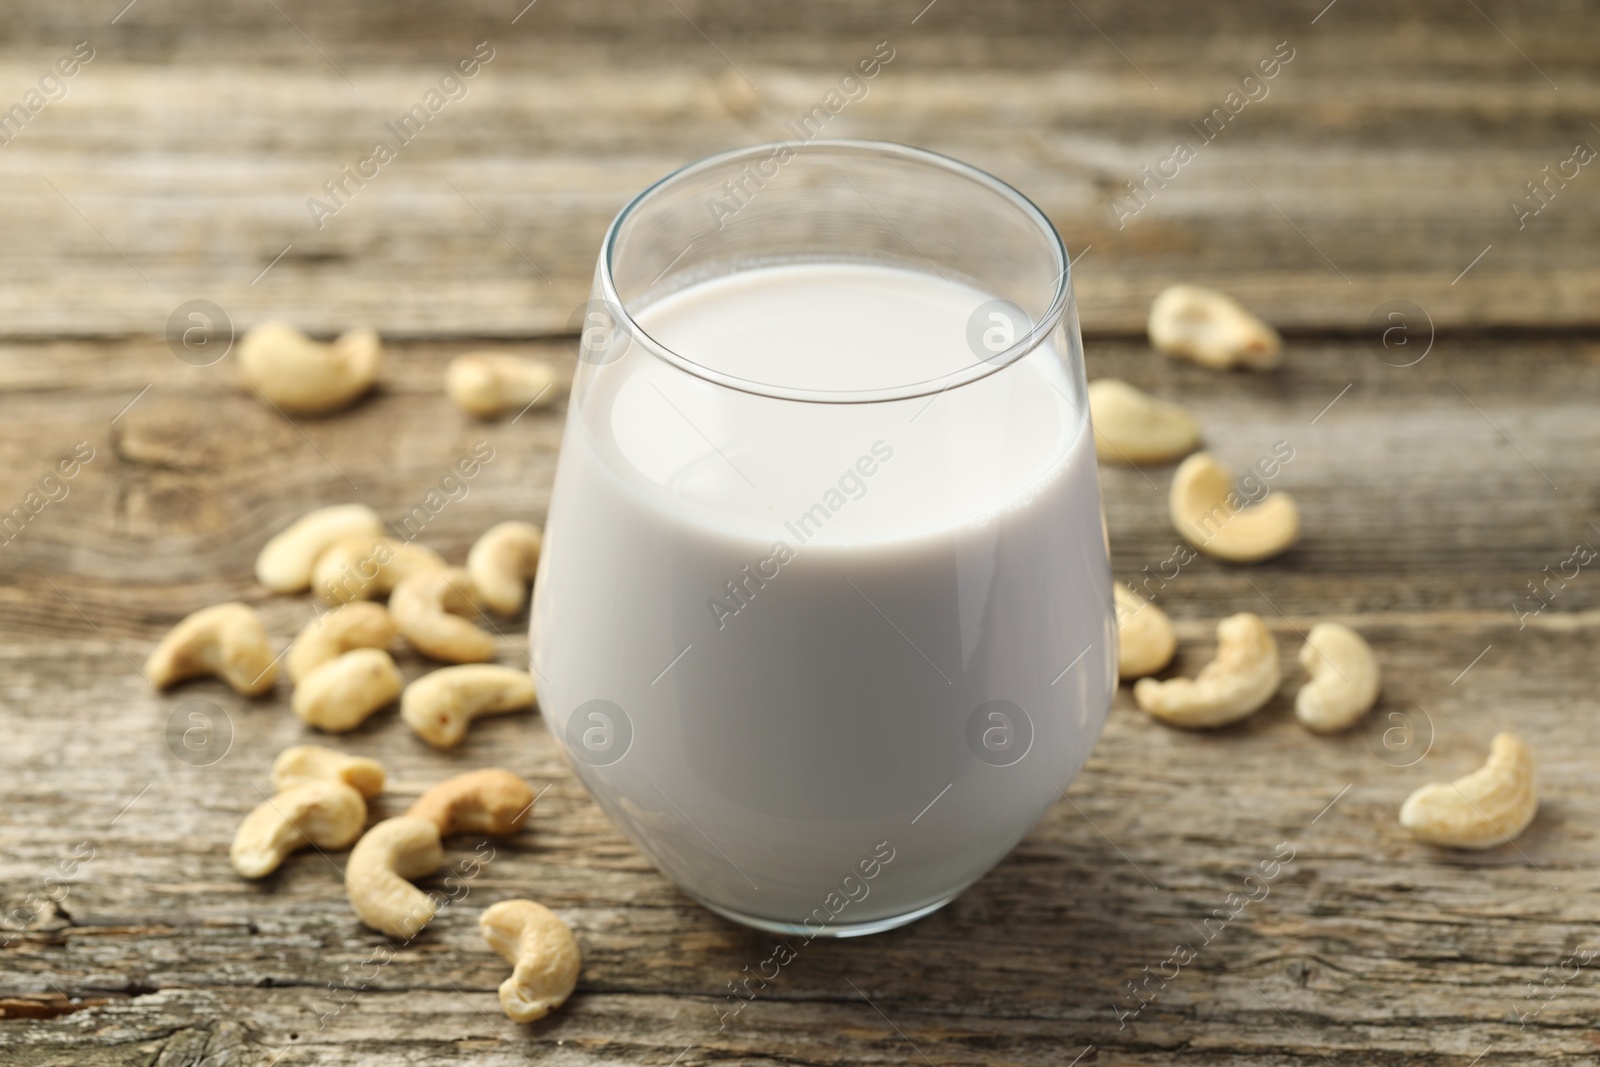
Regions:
[[534, 262, 1115, 930]]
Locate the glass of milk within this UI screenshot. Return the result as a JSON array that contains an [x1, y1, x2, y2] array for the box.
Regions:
[[532, 140, 1115, 936]]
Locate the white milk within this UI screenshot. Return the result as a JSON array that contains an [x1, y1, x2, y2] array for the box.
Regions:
[[532, 263, 1115, 931]]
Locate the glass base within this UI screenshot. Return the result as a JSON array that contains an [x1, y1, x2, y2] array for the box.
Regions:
[[690, 890, 960, 938]]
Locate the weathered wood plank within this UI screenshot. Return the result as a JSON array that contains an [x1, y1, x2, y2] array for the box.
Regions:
[[0, 0, 1595, 336], [5, 0, 1597, 68], [4, 1, 1599, 1059], [1, 336, 1594, 626], [2, 618, 1598, 1065], [1, 332, 1598, 1064]]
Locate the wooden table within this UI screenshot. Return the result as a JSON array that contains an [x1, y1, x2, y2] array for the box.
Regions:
[[3, 1, 1598, 1063]]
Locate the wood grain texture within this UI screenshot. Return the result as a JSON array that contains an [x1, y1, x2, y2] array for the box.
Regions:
[[1, 335, 1598, 1065], [0, 0, 1595, 335], [4, 0, 1600, 1062]]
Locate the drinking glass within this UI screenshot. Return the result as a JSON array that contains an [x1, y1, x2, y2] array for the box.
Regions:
[[532, 140, 1115, 936]]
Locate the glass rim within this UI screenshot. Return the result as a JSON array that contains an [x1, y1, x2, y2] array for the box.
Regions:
[[598, 139, 1071, 405]]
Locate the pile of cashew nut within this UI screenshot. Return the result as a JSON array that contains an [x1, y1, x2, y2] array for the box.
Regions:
[[156, 331, 568, 1016], [227, 754, 580, 1016], [231, 745, 385, 878], [151, 507, 542, 744], [1102, 284, 1537, 849], [148, 494, 572, 1021], [345, 768, 536, 936]]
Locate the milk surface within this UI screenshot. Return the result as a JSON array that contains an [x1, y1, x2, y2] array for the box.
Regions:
[[533, 263, 1115, 929]]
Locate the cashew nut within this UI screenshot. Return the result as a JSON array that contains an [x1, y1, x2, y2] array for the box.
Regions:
[[230, 780, 366, 879], [255, 504, 386, 593], [312, 536, 446, 604], [407, 769, 536, 837], [390, 567, 496, 663], [238, 321, 382, 414], [1088, 379, 1201, 466], [1148, 284, 1281, 370], [712, 67, 762, 119], [479, 899, 581, 1022], [1295, 622, 1380, 734], [146, 602, 279, 696], [345, 816, 444, 938], [467, 522, 543, 615], [1399, 732, 1537, 850], [1115, 585, 1176, 680], [401, 665, 538, 749], [286, 602, 397, 683], [1133, 613, 1280, 728], [291, 648, 404, 733], [271, 744, 387, 799], [446, 353, 561, 419], [1169, 452, 1300, 563]]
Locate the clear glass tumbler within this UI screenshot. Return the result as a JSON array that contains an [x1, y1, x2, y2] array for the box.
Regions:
[[532, 140, 1115, 936]]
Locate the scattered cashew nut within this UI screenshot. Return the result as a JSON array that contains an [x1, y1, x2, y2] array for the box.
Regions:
[[480, 899, 581, 1022], [231, 780, 366, 879], [401, 665, 538, 749], [287, 601, 397, 683], [1133, 613, 1280, 728], [1169, 452, 1300, 563], [446, 353, 561, 419], [238, 321, 382, 414], [1148, 284, 1281, 370], [712, 67, 762, 119], [345, 816, 445, 938], [271, 744, 387, 798], [390, 567, 496, 663], [468, 522, 543, 615], [256, 504, 386, 593], [1115, 585, 1177, 680], [291, 648, 404, 733], [1088, 379, 1201, 466], [407, 769, 536, 837], [1399, 732, 1537, 850], [312, 536, 446, 604], [146, 602, 279, 696], [1295, 622, 1380, 734]]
